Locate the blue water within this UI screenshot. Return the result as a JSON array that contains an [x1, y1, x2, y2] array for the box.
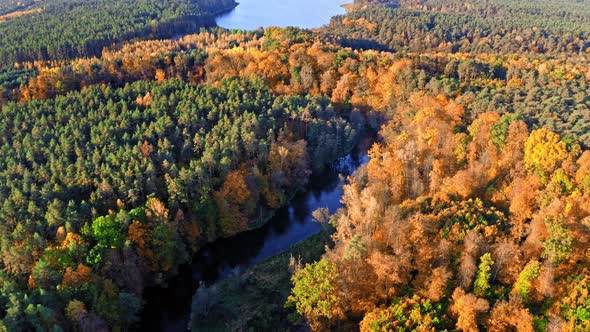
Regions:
[[216, 0, 349, 30]]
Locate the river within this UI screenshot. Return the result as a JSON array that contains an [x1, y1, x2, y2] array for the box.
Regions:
[[140, 139, 371, 331], [140, 2, 357, 330], [215, 0, 349, 30]]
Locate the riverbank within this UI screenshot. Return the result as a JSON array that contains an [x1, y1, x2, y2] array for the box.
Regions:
[[139, 137, 371, 331], [186, 139, 373, 331], [190, 233, 330, 331]]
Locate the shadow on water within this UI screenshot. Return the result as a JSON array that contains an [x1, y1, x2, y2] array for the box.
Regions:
[[140, 139, 372, 331]]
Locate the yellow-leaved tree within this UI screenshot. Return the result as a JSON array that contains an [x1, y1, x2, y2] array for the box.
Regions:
[[524, 128, 567, 179]]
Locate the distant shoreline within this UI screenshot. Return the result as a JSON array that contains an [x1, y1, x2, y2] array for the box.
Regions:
[[341, 2, 355, 13], [211, 1, 239, 18]]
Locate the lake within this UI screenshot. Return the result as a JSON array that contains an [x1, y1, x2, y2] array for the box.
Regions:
[[215, 0, 349, 30], [139, 3, 359, 330]]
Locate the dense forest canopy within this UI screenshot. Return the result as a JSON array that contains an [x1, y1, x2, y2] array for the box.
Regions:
[[0, 75, 362, 330], [325, 0, 590, 54], [288, 93, 590, 331], [0, 0, 589, 330], [0, 0, 237, 68]]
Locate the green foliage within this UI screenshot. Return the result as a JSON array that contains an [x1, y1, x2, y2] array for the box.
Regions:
[[0, 75, 359, 266], [24, 303, 60, 332], [334, 49, 358, 68], [86, 247, 104, 267], [576, 306, 590, 322], [344, 234, 367, 260], [491, 114, 521, 148], [514, 260, 542, 300], [31, 260, 62, 290], [286, 259, 339, 321], [326, 0, 590, 55], [473, 253, 494, 297], [150, 223, 176, 271], [41, 247, 75, 271], [0, 67, 37, 89], [0, 0, 237, 67], [360, 296, 445, 331], [438, 198, 507, 239], [533, 317, 548, 332], [91, 215, 125, 249], [542, 217, 574, 264], [0, 74, 361, 329], [128, 207, 147, 223], [549, 169, 576, 195], [92, 280, 120, 326], [557, 275, 590, 330]]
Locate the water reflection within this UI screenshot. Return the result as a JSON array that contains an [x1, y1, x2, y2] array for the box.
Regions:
[[140, 142, 370, 331], [215, 0, 349, 30]]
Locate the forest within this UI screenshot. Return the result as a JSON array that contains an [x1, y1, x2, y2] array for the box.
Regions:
[[0, 0, 589, 331], [0, 0, 237, 68], [288, 96, 590, 331], [325, 0, 590, 55], [0, 76, 362, 330]]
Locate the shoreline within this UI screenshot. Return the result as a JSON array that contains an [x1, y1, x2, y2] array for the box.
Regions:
[[138, 135, 371, 330], [190, 233, 330, 330], [341, 2, 355, 13], [209, 1, 239, 19]]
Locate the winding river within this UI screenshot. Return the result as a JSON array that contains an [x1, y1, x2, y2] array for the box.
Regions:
[[141, 2, 356, 330], [140, 140, 370, 331]]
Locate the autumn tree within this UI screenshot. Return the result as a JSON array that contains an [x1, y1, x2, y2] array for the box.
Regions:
[[127, 199, 177, 272], [65, 300, 88, 323], [61, 264, 92, 288], [451, 288, 489, 332], [524, 128, 567, 179], [214, 170, 251, 236], [487, 297, 534, 332], [575, 151, 590, 191]]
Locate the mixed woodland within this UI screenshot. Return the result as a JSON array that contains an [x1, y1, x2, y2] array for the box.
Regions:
[[0, 0, 589, 331], [0, 0, 237, 68]]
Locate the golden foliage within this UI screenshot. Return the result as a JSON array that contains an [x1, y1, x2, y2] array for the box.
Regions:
[[146, 197, 169, 223], [487, 298, 534, 332], [61, 264, 93, 288], [65, 300, 88, 322], [451, 288, 489, 332], [524, 128, 567, 177]]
